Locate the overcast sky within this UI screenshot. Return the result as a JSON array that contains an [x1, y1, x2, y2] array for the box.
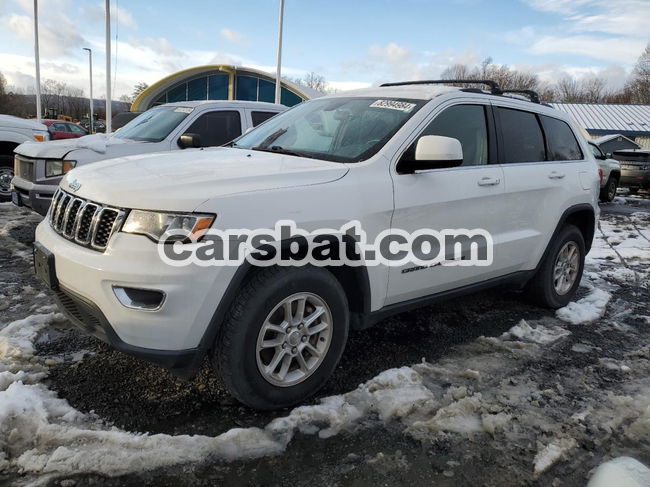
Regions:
[[0, 0, 648, 99]]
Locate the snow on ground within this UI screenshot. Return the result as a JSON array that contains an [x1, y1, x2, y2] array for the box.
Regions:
[[0, 204, 649, 485]]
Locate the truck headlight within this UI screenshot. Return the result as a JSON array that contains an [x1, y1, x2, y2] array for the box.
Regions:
[[45, 160, 76, 177], [121, 210, 215, 242]]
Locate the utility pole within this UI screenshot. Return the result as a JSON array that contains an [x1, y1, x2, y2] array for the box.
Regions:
[[274, 0, 285, 105], [105, 0, 112, 133], [33, 0, 42, 121], [83, 48, 94, 133]]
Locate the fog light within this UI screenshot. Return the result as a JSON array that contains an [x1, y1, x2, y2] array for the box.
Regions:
[[113, 286, 166, 311]]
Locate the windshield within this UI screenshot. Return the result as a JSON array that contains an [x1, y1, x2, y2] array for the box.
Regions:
[[233, 97, 425, 163], [113, 106, 193, 142]]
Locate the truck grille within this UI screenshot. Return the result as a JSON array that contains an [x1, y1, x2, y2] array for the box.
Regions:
[[14, 155, 36, 182], [49, 189, 126, 251]]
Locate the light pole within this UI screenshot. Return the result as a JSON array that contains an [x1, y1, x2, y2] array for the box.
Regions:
[[105, 0, 112, 133], [274, 0, 285, 104], [82, 48, 93, 133], [33, 0, 42, 121]]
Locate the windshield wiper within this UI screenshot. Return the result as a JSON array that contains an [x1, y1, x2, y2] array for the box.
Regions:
[[254, 128, 287, 149], [251, 145, 314, 159]]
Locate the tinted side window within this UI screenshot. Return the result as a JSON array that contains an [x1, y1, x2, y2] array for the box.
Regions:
[[541, 116, 583, 161], [497, 108, 545, 163], [69, 124, 86, 134], [408, 104, 489, 166], [185, 111, 242, 147], [251, 111, 277, 126], [52, 123, 67, 131]]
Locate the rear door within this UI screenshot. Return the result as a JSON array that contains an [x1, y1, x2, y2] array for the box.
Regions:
[[387, 101, 510, 305], [494, 103, 587, 271], [250, 110, 280, 127]]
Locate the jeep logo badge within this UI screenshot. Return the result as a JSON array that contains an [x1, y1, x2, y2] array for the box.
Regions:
[[68, 179, 81, 192]]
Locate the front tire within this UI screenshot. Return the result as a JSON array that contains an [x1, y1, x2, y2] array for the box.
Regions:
[[599, 177, 618, 202], [525, 224, 585, 309], [213, 266, 349, 410], [0, 155, 14, 202]]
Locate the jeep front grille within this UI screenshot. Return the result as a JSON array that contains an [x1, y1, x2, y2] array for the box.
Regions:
[[49, 189, 125, 251]]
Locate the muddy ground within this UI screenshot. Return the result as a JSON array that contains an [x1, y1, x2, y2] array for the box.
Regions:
[[1, 199, 649, 486]]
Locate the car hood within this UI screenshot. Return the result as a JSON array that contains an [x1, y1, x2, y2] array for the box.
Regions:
[[0, 114, 48, 132], [15, 134, 141, 160], [60, 147, 349, 211]]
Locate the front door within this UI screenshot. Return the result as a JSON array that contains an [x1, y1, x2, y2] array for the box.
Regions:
[[386, 102, 509, 305]]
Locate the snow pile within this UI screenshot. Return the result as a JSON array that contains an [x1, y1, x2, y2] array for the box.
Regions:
[[501, 319, 570, 345], [587, 457, 650, 487], [533, 437, 577, 476], [74, 134, 127, 153], [556, 285, 611, 325]]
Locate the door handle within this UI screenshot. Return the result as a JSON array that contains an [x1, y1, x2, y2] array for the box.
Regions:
[[477, 177, 501, 186], [548, 171, 566, 179]]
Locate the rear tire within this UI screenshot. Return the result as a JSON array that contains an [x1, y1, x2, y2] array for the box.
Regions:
[[599, 177, 618, 202], [0, 155, 14, 202], [213, 266, 349, 410], [525, 224, 585, 309]]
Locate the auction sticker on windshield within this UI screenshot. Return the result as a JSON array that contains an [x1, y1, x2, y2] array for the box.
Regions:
[[369, 100, 416, 112], [174, 107, 194, 113]]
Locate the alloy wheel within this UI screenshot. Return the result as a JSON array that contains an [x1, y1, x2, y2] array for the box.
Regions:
[[553, 241, 580, 295], [256, 292, 333, 387]]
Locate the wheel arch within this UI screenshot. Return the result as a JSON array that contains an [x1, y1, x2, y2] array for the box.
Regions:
[[0, 140, 20, 158], [543, 204, 596, 261], [197, 234, 373, 361]]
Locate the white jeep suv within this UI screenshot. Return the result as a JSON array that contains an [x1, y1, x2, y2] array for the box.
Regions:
[[34, 81, 600, 409]]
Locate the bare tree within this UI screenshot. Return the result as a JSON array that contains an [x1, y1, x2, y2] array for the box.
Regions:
[[132, 82, 149, 100], [441, 58, 542, 96], [626, 43, 650, 104], [289, 72, 330, 94]]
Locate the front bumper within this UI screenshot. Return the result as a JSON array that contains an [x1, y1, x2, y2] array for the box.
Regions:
[[12, 176, 56, 216], [35, 219, 238, 355], [620, 169, 650, 189], [53, 285, 202, 377]]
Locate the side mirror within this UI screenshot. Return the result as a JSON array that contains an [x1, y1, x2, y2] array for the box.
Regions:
[[606, 152, 612, 159], [178, 133, 201, 149], [398, 135, 463, 174]]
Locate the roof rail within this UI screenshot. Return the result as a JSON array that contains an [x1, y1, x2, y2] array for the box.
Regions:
[[500, 89, 541, 104], [380, 79, 502, 94]]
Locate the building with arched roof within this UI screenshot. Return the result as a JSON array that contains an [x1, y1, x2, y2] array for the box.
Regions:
[[131, 65, 319, 112]]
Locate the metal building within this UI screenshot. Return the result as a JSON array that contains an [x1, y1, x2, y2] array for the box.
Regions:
[[551, 103, 650, 149]]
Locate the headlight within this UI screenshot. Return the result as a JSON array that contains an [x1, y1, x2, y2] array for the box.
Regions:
[[121, 210, 215, 242], [45, 160, 76, 177]]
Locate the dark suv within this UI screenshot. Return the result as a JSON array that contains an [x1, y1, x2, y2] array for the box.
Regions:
[[615, 150, 650, 194]]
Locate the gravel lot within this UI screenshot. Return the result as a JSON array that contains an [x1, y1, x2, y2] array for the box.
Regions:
[[1, 198, 649, 486]]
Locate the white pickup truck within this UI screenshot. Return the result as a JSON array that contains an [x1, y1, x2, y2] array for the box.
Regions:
[[11, 100, 285, 214], [0, 114, 50, 201]]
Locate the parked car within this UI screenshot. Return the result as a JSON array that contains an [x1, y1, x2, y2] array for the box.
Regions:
[[588, 141, 621, 202], [34, 81, 599, 409], [0, 114, 49, 202], [12, 101, 286, 215], [42, 120, 89, 140], [614, 149, 650, 194]]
